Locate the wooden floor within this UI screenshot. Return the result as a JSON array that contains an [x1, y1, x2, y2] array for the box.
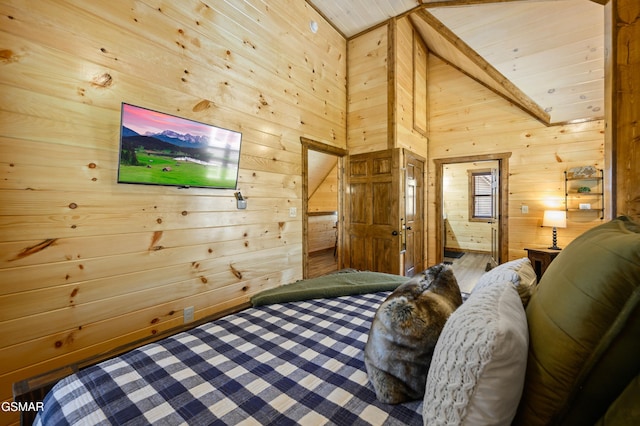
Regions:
[[443, 252, 492, 293], [308, 248, 490, 293], [308, 248, 338, 279]]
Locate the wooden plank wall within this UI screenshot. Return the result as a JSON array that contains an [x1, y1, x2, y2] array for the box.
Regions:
[[347, 25, 389, 154], [394, 17, 429, 161], [308, 164, 338, 213], [307, 214, 338, 253], [308, 165, 338, 253], [427, 56, 606, 266], [0, 0, 346, 421], [347, 17, 429, 160], [442, 162, 498, 253]]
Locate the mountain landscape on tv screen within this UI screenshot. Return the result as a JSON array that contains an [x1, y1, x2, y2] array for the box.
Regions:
[[145, 129, 210, 147], [120, 127, 213, 162]]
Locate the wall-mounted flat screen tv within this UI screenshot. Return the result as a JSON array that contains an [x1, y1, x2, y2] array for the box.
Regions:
[[117, 103, 242, 189]]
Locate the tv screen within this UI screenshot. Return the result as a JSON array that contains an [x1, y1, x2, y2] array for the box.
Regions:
[[117, 103, 242, 189]]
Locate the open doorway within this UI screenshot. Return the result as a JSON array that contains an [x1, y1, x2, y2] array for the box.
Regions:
[[434, 153, 511, 287], [301, 138, 347, 279], [441, 161, 498, 266]]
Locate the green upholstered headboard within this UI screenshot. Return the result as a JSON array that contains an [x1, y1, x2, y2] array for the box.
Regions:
[[515, 216, 640, 425]]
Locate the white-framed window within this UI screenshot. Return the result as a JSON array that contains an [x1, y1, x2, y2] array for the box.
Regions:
[[468, 169, 492, 221]]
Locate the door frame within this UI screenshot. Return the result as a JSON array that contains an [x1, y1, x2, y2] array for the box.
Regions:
[[434, 152, 511, 265], [490, 167, 500, 268], [301, 137, 348, 279]]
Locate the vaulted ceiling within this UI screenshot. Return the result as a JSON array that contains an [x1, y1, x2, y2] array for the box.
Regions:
[[309, 0, 605, 125]]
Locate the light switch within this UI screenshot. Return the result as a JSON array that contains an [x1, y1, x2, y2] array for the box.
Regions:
[[183, 306, 194, 323], [521, 205, 529, 214]]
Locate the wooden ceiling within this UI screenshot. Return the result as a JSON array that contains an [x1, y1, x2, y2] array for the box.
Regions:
[[308, 149, 337, 196], [308, 0, 605, 125]]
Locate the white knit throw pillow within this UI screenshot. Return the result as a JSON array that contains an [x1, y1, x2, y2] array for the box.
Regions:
[[423, 280, 528, 426]]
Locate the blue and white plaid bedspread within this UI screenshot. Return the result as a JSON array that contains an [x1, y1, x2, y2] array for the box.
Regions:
[[35, 292, 422, 425]]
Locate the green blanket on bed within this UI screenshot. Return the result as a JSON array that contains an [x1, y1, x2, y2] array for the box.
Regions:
[[250, 270, 409, 307]]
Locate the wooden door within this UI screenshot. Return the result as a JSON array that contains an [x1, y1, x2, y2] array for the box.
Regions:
[[345, 149, 401, 274], [403, 152, 424, 277], [489, 167, 500, 267]]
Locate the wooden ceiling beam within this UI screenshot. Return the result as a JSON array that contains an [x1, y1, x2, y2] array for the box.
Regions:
[[413, 9, 551, 124], [421, 0, 532, 7]]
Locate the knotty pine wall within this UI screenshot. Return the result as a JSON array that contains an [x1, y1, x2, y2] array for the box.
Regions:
[[394, 17, 428, 160], [0, 0, 346, 419], [307, 213, 338, 253], [347, 17, 429, 161], [347, 25, 389, 154], [427, 56, 606, 266], [308, 164, 338, 252], [308, 164, 338, 213]]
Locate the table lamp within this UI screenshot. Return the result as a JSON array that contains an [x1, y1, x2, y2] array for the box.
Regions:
[[542, 210, 566, 250]]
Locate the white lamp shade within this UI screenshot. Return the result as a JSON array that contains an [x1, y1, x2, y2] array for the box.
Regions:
[[543, 210, 567, 228]]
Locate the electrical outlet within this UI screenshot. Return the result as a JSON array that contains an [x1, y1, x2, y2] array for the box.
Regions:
[[521, 205, 529, 214], [289, 207, 297, 217], [183, 306, 194, 323]]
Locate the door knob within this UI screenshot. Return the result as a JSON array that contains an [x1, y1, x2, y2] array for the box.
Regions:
[[406, 226, 412, 230], [392, 230, 399, 236]]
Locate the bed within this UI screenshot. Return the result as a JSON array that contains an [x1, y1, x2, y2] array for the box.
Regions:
[[35, 271, 424, 425]]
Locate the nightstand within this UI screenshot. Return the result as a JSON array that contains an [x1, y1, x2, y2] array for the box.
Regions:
[[525, 248, 561, 282]]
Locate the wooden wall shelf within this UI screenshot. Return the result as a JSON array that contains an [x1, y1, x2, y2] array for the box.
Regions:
[[564, 168, 604, 219]]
